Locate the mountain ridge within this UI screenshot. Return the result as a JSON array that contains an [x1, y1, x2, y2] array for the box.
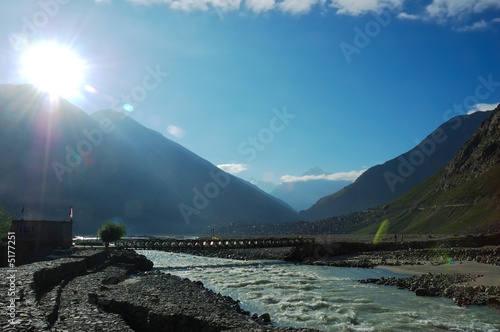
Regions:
[[299, 110, 493, 220], [0, 84, 297, 234]]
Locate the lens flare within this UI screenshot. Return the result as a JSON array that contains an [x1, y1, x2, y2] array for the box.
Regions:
[[373, 219, 389, 244]]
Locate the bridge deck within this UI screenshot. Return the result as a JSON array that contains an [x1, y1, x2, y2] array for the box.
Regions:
[[116, 237, 314, 251]]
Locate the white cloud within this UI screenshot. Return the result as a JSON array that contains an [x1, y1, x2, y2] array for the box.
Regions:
[[217, 163, 248, 174], [457, 18, 500, 31], [246, 0, 275, 12], [457, 19, 488, 32], [278, 0, 321, 14], [467, 102, 499, 115], [114, 0, 500, 29], [331, 0, 404, 15], [397, 12, 420, 20], [280, 170, 366, 183], [426, 0, 500, 18], [126, 0, 240, 11], [166, 125, 185, 138]]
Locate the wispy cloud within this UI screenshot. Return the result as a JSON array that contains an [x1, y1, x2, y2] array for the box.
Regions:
[[106, 0, 500, 30], [397, 12, 420, 20], [456, 18, 500, 32], [467, 102, 499, 115], [246, 0, 275, 12], [126, 0, 241, 11], [278, 0, 321, 14], [280, 170, 366, 183], [426, 0, 500, 19], [167, 125, 185, 138], [457, 19, 488, 32], [331, 0, 403, 16], [217, 163, 248, 174]]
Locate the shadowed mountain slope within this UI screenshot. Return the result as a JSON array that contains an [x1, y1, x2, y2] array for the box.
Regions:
[[299, 110, 492, 221], [0, 84, 297, 235]]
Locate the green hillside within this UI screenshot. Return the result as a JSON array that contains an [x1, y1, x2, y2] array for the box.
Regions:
[[354, 106, 500, 235]]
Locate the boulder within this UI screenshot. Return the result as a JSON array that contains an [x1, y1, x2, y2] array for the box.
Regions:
[[415, 288, 430, 297]]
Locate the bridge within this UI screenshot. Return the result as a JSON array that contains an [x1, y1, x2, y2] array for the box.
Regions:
[[115, 237, 315, 251]]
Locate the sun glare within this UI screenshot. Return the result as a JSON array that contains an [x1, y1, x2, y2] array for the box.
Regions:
[[21, 41, 85, 98]]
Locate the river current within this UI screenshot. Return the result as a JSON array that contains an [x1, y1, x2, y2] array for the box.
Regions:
[[139, 250, 500, 331]]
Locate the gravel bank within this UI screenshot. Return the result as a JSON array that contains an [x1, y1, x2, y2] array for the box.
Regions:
[[359, 273, 500, 308]]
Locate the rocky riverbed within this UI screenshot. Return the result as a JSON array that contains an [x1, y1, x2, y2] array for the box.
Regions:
[[359, 273, 500, 308], [1, 249, 318, 331]]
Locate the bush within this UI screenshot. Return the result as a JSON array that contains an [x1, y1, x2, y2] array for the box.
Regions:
[[97, 221, 126, 250]]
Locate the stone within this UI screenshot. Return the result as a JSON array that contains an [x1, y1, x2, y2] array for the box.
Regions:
[[259, 313, 272, 324], [487, 296, 500, 308], [415, 288, 430, 297]]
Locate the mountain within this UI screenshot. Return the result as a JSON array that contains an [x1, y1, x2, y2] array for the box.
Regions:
[[248, 178, 277, 194], [376, 103, 500, 234], [218, 105, 500, 236], [299, 110, 493, 221], [0, 84, 297, 235], [270, 168, 352, 211]]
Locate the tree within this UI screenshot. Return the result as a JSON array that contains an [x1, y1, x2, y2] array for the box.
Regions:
[[97, 221, 126, 250]]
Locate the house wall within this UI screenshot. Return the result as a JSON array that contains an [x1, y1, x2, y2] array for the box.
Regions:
[[9, 220, 73, 264]]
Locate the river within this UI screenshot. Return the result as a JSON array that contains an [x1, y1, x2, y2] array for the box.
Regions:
[[139, 250, 500, 331]]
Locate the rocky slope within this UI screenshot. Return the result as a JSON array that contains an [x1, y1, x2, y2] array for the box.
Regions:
[[379, 104, 500, 234]]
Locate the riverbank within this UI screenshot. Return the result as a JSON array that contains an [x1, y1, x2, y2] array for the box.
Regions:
[[0, 249, 318, 331]]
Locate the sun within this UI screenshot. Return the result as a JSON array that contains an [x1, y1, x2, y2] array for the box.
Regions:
[[21, 41, 85, 97]]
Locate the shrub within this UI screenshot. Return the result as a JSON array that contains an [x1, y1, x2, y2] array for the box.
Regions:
[[97, 221, 126, 250]]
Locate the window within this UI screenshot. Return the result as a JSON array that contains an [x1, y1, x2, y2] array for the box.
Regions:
[[19, 224, 35, 234]]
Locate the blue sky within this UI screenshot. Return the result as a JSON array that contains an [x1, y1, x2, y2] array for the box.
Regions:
[[0, 0, 499, 191]]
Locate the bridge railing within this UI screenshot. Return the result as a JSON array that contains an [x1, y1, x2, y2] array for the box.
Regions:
[[116, 237, 314, 250]]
